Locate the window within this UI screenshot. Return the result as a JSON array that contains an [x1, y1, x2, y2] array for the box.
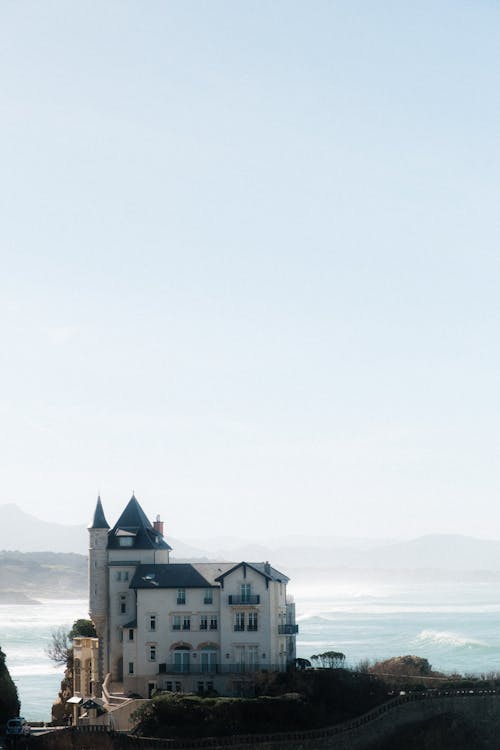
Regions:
[[197, 681, 204, 694], [119, 595, 127, 615], [177, 588, 186, 605], [119, 537, 133, 547], [124, 571, 129, 581], [149, 645, 157, 661], [204, 589, 213, 605], [248, 612, 258, 631], [128, 662, 134, 675], [234, 612, 245, 631], [174, 651, 190, 673], [201, 651, 217, 673], [166, 682, 173, 692], [240, 583, 251, 602], [128, 629, 134, 641], [116, 571, 122, 581], [209, 616, 218, 631], [200, 615, 208, 631], [149, 615, 157, 631], [175, 682, 182, 692], [182, 616, 191, 631], [172, 615, 181, 631], [247, 646, 259, 667]]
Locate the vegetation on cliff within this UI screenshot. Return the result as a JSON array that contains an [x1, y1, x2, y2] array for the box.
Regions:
[[0, 646, 20, 725], [132, 668, 387, 738]]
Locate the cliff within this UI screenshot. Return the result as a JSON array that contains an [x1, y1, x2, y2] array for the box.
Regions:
[[0, 646, 20, 724]]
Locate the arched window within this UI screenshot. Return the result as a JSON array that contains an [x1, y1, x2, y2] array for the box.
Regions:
[[74, 658, 81, 693], [173, 646, 191, 674]]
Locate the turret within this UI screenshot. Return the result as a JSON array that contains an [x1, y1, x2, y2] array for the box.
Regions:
[[88, 496, 109, 696]]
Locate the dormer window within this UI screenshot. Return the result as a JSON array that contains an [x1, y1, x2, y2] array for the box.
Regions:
[[119, 537, 133, 547]]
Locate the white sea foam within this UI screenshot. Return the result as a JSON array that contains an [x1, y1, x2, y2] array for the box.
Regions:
[[414, 629, 489, 649], [10, 663, 64, 677]]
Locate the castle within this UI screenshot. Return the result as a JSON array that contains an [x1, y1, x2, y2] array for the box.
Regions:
[[81, 494, 298, 702]]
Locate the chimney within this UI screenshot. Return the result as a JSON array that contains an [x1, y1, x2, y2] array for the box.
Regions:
[[264, 561, 271, 574], [153, 514, 164, 536]]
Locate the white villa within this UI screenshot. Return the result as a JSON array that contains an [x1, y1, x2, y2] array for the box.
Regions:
[[75, 494, 297, 712]]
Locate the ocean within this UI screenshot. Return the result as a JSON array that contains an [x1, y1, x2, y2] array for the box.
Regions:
[[2, 580, 500, 721]]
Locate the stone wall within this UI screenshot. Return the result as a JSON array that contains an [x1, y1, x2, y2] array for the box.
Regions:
[[31, 694, 500, 750]]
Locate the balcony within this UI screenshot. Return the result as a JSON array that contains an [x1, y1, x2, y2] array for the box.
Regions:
[[203, 597, 213, 605], [278, 624, 299, 635], [228, 595, 260, 605], [158, 663, 284, 676]]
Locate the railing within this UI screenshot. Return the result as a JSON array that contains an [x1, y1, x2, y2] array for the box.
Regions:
[[228, 595, 260, 605], [278, 624, 299, 634], [158, 663, 284, 675], [203, 597, 213, 604]]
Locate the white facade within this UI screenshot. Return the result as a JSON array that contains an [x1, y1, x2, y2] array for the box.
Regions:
[[88, 496, 297, 699]]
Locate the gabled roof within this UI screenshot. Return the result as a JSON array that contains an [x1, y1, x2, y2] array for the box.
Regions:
[[107, 495, 172, 551], [130, 563, 215, 589], [89, 496, 110, 530], [214, 561, 289, 584]]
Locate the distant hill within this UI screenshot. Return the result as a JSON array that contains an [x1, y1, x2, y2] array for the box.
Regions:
[[184, 533, 500, 573], [0, 503, 208, 559], [0, 503, 88, 553], [3, 503, 500, 576], [0, 550, 88, 600]]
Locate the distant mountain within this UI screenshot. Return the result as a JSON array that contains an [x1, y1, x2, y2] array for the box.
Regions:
[[3, 504, 500, 574], [0, 503, 88, 553], [0, 503, 208, 559], [184, 533, 500, 572]]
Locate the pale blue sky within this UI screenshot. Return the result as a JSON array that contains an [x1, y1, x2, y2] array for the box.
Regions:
[[1, 1, 499, 539]]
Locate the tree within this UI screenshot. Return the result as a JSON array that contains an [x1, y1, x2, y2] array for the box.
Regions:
[[47, 619, 96, 665], [295, 657, 312, 670], [310, 651, 346, 669], [47, 626, 70, 666], [68, 619, 96, 639]]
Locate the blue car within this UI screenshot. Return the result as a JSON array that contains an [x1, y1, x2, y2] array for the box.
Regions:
[[5, 718, 31, 737]]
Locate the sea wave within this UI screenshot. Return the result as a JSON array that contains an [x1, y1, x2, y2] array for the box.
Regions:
[[10, 663, 64, 677], [414, 629, 489, 649]]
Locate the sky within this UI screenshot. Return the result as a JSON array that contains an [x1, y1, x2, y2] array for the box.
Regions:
[[1, 1, 499, 540]]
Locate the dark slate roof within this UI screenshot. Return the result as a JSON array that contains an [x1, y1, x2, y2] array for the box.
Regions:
[[107, 495, 172, 551], [214, 561, 289, 584], [130, 564, 215, 590], [89, 496, 110, 530]]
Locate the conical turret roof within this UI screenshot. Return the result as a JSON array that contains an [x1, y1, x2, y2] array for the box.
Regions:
[[89, 496, 110, 529]]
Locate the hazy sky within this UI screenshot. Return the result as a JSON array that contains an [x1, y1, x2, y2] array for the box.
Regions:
[[1, 1, 499, 540]]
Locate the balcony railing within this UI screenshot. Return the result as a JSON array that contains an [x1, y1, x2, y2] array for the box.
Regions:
[[203, 597, 213, 605], [278, 624, 299, 634], [158, 663, 285, 676], [228, 595, 260, 605]]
